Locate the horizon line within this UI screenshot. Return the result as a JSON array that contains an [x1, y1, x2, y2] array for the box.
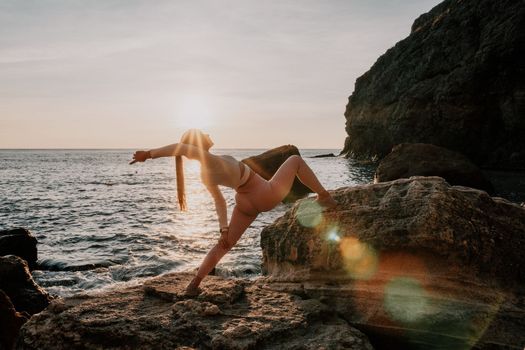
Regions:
[[0, 147, 343, 151]]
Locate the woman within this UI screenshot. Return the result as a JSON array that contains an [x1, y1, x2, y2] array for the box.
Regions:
[[130, 129, 337, 295]]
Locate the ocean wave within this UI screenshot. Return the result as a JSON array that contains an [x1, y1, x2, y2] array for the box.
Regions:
[[109, 260, 182, 282], [37, 258, 115, 271]]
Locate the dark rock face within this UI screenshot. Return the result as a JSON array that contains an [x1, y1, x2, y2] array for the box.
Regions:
[[16, 273, 373, 350], [342, 0, 525, 169], [242, 145, 311, 202], [0, 228, 37, 269], [0, 256, 51, 315], [374, 143, 494, 192], [260, 177, 525, 349], [0, 290, 29, 350]]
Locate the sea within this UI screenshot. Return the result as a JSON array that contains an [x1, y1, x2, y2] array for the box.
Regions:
[[0, 149, 377, 297]]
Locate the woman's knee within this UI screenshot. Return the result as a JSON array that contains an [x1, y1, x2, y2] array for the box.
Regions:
[[287, 154, 302, 166]]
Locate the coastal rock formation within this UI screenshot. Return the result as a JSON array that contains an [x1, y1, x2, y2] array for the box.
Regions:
[[0, 255, 51, 315], [17, 272, 373, 350], [0, 228, 37, 269], [242, 145, 311, 202], [374, 143, 493, 192], [260, 177, 525, 349], [341, 0, 525, 169], [0, 290, 29, 350]]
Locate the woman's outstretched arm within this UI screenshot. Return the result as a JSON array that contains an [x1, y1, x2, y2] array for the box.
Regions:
[[206, 185, 228, 230], [130, 143, 207, 164]]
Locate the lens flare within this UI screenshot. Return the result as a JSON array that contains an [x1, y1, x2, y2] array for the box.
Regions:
[[339, 237, 378, 279], [295, 200, 323, 228], [325, 227, 341, 243], [384, 277, 428, 323]]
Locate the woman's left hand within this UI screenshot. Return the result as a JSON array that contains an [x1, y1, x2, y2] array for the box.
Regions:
[[218, 227, 230, 249], [129, 150, 150, 164]]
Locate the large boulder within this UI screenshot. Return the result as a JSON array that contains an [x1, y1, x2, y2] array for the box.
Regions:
[[341, 0, 525, 169], [374, 143, 494, 192], [0, 228, 37, 269], [0, 255, 51, 315], [0, 290, 29, 350], [260, 177, 525, 349], [242, 145, 311, 202], [16, 272, 373, 350]]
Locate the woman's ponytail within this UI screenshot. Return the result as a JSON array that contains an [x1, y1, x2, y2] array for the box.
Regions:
[[175, 155, 187, 211]]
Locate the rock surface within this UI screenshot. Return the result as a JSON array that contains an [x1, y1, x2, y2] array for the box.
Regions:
[[374, 143, 493, 192], [0, 228, 37, 269], [260, 177, 525, 349], [17, 272, 373, 350], [0, 290, 29, 350], [242, 145, 311, 202], [341, 0, 525, 169], [0, 255, 52, 315]]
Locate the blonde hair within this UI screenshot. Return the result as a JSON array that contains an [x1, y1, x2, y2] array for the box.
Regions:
[[175, 129, 210, 211]]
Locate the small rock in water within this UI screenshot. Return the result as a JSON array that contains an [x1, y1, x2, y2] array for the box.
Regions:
[[0, 228, 38, 269], [311, 153, 336, 158]]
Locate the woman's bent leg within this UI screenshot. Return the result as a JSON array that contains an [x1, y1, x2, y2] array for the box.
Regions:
[[268, 155, 334, 204], [186, 206, 257, 293]]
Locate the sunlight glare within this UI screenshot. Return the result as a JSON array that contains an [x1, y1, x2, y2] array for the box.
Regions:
[[174, 94, 214, 129], [384, 277, 428, 323], [325, 227, 341, 243], [339, 237, 378, 279]]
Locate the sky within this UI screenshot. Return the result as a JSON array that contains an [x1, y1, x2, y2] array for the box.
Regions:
[[0, 0, 441, 149]]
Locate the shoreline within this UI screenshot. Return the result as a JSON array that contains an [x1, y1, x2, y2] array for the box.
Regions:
[[6, 177, 525, 350]]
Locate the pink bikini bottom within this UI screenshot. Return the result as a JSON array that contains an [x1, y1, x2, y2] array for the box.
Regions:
[[235, 166, 279, 216]]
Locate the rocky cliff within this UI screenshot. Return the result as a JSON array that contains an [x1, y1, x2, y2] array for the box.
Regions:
[[341, 0, 525, 169]]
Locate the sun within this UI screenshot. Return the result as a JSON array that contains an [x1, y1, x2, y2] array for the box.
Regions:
[[174, 94, 214, 129]]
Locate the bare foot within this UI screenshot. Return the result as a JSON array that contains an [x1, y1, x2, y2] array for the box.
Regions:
[[184, 277, 202, 296], [184, 284, 202, 296], [315, 191, 338, 209]]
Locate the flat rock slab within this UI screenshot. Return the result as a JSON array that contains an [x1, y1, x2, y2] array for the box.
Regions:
[[17, 272, 373, 350], [258, 274, 525, 350], [143, 273, 245, 305]]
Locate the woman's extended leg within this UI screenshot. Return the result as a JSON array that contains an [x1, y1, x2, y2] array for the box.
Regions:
[[268, 155, 337, 206], [185, 206, 257, 294]]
